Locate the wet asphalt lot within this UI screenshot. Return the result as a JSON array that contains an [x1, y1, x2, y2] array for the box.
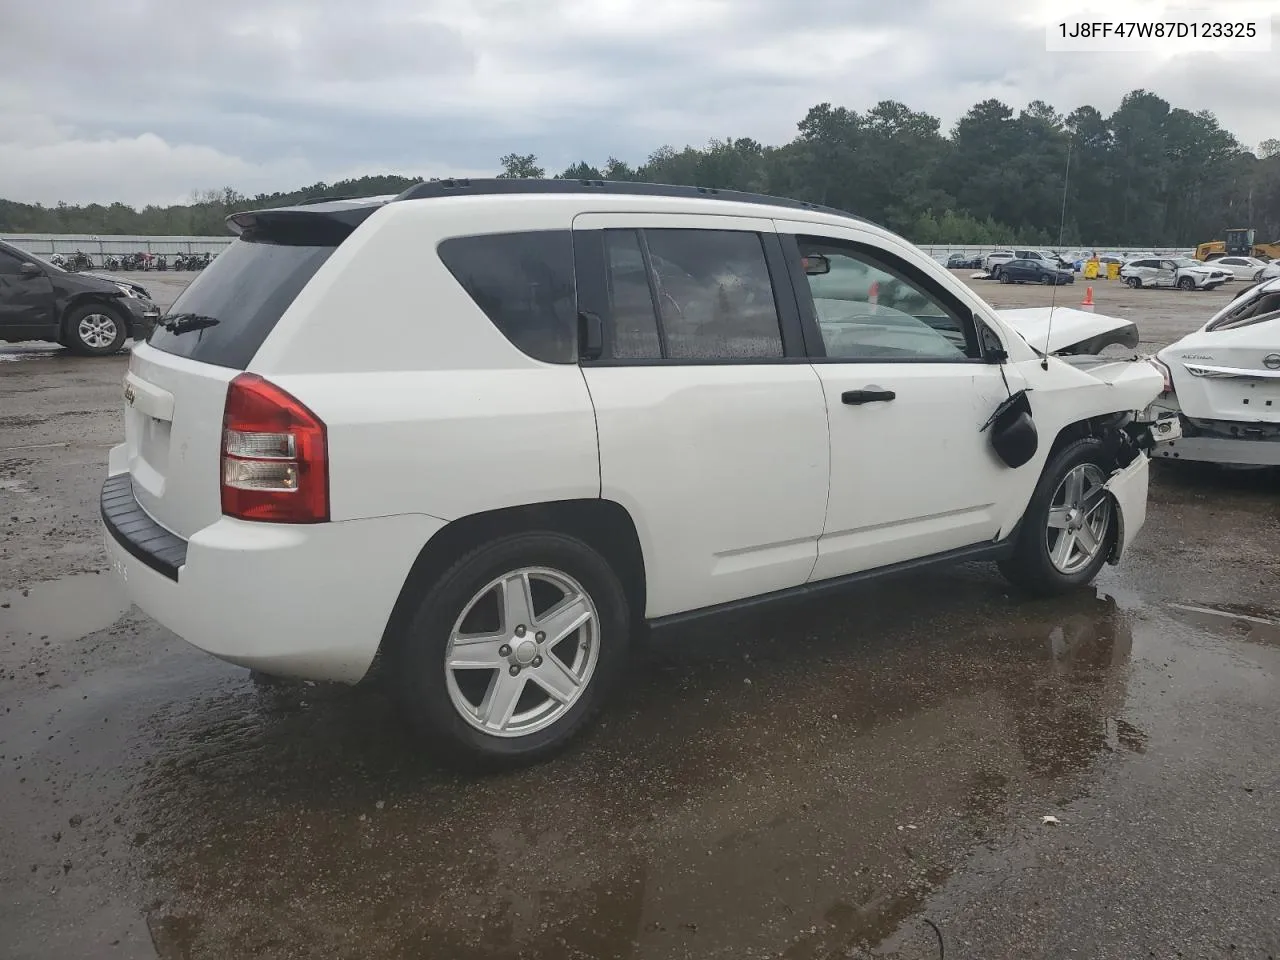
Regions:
[[2, 273, 1279, 959]]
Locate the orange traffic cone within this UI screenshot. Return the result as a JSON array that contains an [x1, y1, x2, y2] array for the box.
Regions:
[[868, 280, 879, 305], [1080, 286, 1095, 312]]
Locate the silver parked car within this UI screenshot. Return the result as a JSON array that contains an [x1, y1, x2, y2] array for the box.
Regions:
[[1120, 257, 1229, 291]]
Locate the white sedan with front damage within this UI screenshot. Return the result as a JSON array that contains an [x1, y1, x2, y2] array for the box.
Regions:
[[1144, 277, 1280, 467]]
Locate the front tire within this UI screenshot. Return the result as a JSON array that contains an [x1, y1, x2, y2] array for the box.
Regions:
[[1177, 277, 1196, 291], [999, 438, 1116, 597], [389, 532, 631, 769], [1125, 277, 1141, 289], [64, 303, 127, 356]]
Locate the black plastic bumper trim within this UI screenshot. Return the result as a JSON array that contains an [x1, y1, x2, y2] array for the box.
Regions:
[[101, 473, 187, 581]]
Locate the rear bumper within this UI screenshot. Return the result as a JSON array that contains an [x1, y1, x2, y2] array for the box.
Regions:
[[101, 461, 446, 683], [1153, 434, 1280, 467]]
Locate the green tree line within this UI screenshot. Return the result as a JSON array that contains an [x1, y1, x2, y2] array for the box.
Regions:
[[3, 89, 1277, 246]]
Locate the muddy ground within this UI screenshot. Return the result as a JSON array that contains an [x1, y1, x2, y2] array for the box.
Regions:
[[2, 272, 1278, 959]]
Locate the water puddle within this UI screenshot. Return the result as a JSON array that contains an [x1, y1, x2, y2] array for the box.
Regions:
[[0, 346, 62, 363], [1168, 601, 1280, 647], [0, 572, 131, 644]]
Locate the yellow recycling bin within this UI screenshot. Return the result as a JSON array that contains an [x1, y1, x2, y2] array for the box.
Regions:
[[1107, 261, 1120, 280], [1083, 260, 1099, 280]]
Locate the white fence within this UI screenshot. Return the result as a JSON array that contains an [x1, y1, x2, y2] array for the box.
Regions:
[[916, 244, 1195, 263], [2, 234, 235, 266], [2, 233, 1197, 271]]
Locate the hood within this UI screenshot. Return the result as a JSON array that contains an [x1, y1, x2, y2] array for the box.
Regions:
[[996, 306, 1140, 356], [80, 272, 152, 300]]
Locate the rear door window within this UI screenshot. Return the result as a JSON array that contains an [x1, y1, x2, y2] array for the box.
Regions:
[[148, 238, 335, 369], [437, 231, 577, 363], [642, 229, 784, 360]]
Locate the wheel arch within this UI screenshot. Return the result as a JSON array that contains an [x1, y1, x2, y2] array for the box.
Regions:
[[1046, 412, 1142, 467], [375, 499, 647, 672], [59, 292, 127, 334]]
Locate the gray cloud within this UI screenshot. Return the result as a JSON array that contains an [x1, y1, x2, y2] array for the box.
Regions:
[[1, 0, 1276, 205]]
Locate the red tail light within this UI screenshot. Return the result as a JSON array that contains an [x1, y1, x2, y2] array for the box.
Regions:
[[221, 373, 329, 523], [1146, 356, 1174, 395]]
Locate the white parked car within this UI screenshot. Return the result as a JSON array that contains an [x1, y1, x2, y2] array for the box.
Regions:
[[984, 250, 1015, 273], [102, 181, 1170, 766], [1257, 259, 1280, 283], [1146, 276, 1280, 466], [987, 249, 1062, 278], [1211, 256, 1267, 282], [1120, 257, 1230, 291]]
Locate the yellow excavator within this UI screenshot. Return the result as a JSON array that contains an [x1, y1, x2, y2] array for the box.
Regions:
[[1195, 228, 1280, 262]]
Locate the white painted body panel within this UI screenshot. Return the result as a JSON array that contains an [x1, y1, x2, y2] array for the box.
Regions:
[[1147, 280, 1280, 464], [997, 307, 1135, 356], [122, 344, 239, 539], [1104, 454, 1149, 562], [105, 453, 445, 682], [584, 364, 829, 618], [1156, 319, 1280, 423], [808, 362, 1019, 580], [272, 368, 600, 523], [104, 191, 1168, 684]]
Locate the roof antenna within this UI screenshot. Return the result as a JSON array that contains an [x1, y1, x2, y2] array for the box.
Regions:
[[1042, 135, 1073, 370]]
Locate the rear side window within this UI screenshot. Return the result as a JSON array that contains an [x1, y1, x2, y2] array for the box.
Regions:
[[643, 229, 783, 360], [438, 231, 576, 363], [148, 238, 335, 369]]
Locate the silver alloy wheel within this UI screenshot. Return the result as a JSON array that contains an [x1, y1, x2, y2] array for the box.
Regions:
[[1046, 463, 1112, 575], [77, 312, 119, 349], [444, 566, 599, 737]]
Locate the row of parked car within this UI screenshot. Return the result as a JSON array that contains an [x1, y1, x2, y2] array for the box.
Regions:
[[945, 248, 1280, 292]]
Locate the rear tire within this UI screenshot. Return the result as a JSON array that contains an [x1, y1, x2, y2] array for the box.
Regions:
[[389, 531, 631, 769], [64, 303, 127, 356], [999, 438, 1117, 597]]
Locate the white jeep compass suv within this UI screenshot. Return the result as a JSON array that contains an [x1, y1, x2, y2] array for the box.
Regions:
[[103, 180, 1168, 767]]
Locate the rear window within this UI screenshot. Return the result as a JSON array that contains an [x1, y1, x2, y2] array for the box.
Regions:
[[147, 238, 335, 368], [437, 231, 576, 363]]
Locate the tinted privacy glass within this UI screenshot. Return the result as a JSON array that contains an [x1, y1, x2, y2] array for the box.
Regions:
[[642, 229, 783, 360], [438, 231, 576, 364], [799, 240, 974, 361], [603, 230, 662, 359], [148, 239, 335, 369]]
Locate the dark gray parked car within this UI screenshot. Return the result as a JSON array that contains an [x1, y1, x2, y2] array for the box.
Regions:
[[0, 239, 160, 355]]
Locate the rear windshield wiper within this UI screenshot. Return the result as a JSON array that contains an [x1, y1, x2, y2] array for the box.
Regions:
[[159, 313, 220, 335]]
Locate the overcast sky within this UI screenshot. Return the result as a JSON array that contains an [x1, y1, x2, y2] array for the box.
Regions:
[[1, 0, 1276, 207]]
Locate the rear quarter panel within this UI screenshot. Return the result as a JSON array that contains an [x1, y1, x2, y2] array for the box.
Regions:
[[253, 198, 600, 523]]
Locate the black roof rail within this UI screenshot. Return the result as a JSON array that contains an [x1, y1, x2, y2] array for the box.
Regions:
[[295, 194, 359, 205], [391, 178, 874, 225]]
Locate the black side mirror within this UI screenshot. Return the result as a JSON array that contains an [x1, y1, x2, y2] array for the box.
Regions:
[[20, 262, 42, 278]]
